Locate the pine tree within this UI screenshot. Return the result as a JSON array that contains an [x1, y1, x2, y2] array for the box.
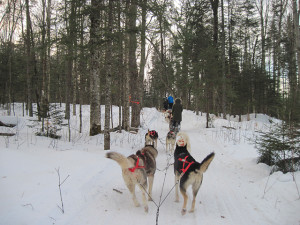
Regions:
[[255, 120, 300, 173]]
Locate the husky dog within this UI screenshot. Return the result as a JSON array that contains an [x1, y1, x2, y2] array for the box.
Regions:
[[173, 132, 215, 215], [164, 110, 172, 123], [106, 145, 158, 212], [166, 131, 176, 153], [145, 130, 158, 148]]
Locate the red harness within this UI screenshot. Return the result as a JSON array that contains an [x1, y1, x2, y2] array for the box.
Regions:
[[178, 156, 194, 174], [148, 130, 157, 138], [128, 157, 144, 172]]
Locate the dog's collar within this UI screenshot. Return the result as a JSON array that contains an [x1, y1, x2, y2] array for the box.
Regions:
[[129, 157, 144, 173], [178, 156, 194, 174]]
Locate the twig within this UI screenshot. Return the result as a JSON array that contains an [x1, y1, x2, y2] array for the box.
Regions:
[[113, 188, 123, 194], [56, 168, 70, 214], [291, 172, 300, 199], [22, 203, 34, 210], [262, 167, 273, 199]]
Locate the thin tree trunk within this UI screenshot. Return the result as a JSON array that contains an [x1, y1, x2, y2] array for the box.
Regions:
[[221, 0, 226, 118], [78, 3, 85, 133], [72, 2, 77, 116], [104, 0, 113, 150], [139, 0, 147, 114], [294, 0, 300, 93], [122, 0, 130, 131], [25, 0, 33, 117], [129, 0, 140, 128], [117, 0, 123, 132], [46, 0, 51, 102], [89, 0, 102, 136]]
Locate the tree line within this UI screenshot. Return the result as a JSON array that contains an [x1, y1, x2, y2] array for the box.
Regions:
[[1, 0, 300, 148]]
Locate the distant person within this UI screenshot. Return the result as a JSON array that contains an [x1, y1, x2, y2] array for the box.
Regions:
[[171, 98, 183, 132], [168, 95, 174, 109], [163, 98, 168, 111]]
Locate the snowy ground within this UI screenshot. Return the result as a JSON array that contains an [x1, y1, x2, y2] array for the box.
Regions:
[[0, 104, 299, 225]]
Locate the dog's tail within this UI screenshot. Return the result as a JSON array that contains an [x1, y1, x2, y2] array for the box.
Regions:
[[198, 152, 215, 173], [106, 152, 131, 170]]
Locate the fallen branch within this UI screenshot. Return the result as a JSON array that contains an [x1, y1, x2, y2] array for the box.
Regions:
[[222, 126, 236, 130], [22, 203, 34, 210], [113, 188, 123, 194], [56, 168, 70, 214], [0, 121, 16, 127], [0, 133, 15, 136]]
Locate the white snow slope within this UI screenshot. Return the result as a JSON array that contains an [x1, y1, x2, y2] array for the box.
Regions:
[[0, 104, 299, 225]]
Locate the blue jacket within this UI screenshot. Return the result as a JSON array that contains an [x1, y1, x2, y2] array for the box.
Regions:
[[168, 96, 174, 103]]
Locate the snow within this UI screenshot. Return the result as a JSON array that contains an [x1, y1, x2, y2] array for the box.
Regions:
[[0, 104, 299, 225]]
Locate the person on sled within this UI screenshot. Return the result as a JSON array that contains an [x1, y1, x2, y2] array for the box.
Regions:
[[170, 98, 183, 132]]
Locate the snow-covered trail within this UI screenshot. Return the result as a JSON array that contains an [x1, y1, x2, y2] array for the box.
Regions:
[[84, 108, 299, 225], [170, 111, 299, 225], [119, 108, 299, 225], [1, 106, 299, 225]]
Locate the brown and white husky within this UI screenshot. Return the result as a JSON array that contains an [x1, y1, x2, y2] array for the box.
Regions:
[[106, 145, 158, 212], [166, 130, 176, 153]]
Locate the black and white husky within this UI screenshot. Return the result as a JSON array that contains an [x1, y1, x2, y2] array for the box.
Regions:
[[106, 145, 158, 213], [173, 132, 215, 215]]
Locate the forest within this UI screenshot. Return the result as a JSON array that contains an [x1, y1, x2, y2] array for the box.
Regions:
[[1, 0, 300, 140]]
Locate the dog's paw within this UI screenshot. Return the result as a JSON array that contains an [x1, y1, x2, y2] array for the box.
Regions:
[[181, 209, 187, 215], [189, 209, 194, 213]]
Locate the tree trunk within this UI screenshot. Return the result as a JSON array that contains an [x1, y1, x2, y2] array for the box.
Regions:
[[123, 0, 130, 131], [139, 0, 147, 114], [221, 0, 226, 118], [46, 0, 51, 103], [89, 0, 102, 136], [117, 1, 124, 132], [128, 0, 140, 128], [293, 0, 300, 93], [25, 0, 33, 117], [104, 0, 113, 150], [71, 2, 77, 116]]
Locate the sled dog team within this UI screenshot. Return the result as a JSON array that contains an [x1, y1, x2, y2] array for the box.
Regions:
[[106, 130, 215, 215]]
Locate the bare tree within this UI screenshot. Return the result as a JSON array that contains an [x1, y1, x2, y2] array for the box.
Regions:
[[139, 0, 147, 112], [122, 0, 130, 131], [89, 0, 102, 136], [1, 0, 20, 115], [293, 0, 300, 93], [104, 0, 114, 150], [25, 0, 34, 117], [128, 0, 140, 128], [221, 0, 226, 118]]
